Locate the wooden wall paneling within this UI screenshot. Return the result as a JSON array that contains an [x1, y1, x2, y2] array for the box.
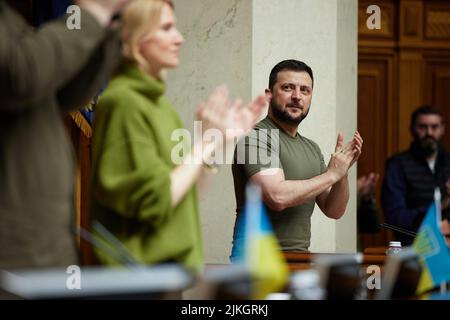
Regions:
[[63, 115, 81, 233], [358, 57, 387, 179], [357, 52, 397, 249], [359, 0, 398, 49], [399, 0, 423, 44], [399, 1, 450, 50], [359, 0, 397, 41], [398, 51, 424, 151], [398, 1, 425, 155], [424, 53, 450, 152], [64, 112, 95, 265], [359, 47, 400, 159], [424, 2, 450, 42], [357, 64, 382, 249], [357, 1, 400, 249], [358, 0, 450, 249]]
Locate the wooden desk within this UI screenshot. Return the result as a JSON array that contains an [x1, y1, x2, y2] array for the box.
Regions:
[[363, 246, 388, 255], [284, 251, 387, 300], [283, 251, 386, 272]]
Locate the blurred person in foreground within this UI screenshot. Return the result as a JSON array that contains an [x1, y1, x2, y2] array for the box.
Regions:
[[90, 0, 266, 272], [0, 0, 130, 270]]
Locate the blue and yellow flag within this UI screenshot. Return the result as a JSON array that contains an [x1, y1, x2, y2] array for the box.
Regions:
[[413, 202, 450, 294], [235, 184, 289, 299]]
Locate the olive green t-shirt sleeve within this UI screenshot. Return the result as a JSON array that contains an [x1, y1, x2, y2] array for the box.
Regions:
[[318, 145, 327, 174], [93, 94, 173, 226], [235, 128, 282, 179]]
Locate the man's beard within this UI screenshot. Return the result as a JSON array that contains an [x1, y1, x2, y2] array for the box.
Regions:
[[416, 136, 439, 157], [270, 100, 309, 125]]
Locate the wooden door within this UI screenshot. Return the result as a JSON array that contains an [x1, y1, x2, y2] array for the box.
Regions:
[[358, 0, 450, 250]]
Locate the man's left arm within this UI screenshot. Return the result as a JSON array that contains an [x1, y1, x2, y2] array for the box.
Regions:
[[316, 131, 362, 219], [316, 176, 349, 219]]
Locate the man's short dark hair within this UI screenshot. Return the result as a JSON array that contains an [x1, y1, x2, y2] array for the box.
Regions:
[[268, 59, 314, 90], [410, 105, 444, 129]]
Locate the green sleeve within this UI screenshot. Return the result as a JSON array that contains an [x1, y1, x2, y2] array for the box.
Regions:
[[93, 94, 173, 226], [236, 128, 282, 178], [0, 5, 110, 110]]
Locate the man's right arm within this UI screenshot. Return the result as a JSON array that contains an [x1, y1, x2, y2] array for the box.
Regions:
[[245, 130, 357, 213], [249, 168, 339, 212]]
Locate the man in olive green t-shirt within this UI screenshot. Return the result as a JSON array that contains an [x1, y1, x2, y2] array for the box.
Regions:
[[231, 60, 363, 259]]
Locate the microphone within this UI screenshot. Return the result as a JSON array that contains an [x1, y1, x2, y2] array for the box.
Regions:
[[74, 221, 139, 268], [379, 223, 417, 238], [380, 222, 450, 253]]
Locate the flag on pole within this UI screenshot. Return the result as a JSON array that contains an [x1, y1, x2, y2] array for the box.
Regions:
[[234, 183, 289, 299], [412, 202, 450, 294]]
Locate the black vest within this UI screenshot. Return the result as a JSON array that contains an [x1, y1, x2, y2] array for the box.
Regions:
[[393, 143, 450, 243]]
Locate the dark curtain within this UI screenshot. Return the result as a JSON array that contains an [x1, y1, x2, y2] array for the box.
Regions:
[[34, 0, 96, 122], [32, 0, 72, 26], [5, 0, 33, 24], [8, 0, 100, 122]]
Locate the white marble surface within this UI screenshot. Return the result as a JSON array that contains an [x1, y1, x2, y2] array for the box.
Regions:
[[335, 0, 358, 252], [167, 0, 252, 264]]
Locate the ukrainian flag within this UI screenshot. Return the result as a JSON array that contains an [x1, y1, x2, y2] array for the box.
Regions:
[[235, 183, 289, 299], [413, 202, 450, 294]]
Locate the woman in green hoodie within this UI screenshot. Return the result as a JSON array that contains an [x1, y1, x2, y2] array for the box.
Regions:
[[90, 0, 266, 271]]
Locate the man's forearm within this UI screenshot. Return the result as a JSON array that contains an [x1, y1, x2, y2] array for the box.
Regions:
[[262, 171, 339, 211], [322, 175, 349, 219]]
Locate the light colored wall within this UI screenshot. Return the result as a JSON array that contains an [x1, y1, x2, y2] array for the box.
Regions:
[[167, 0, 252, 263], [335, 0, 358, 252], [167, 0, 358, 263]]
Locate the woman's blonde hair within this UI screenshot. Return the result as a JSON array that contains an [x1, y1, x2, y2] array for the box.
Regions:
[[121, 0, 174, 69]]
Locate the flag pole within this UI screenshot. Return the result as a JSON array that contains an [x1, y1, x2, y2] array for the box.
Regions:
[[434, 187, 442, 223], [245, 183, 262, 269], [440, 281, 447, 295], [435, 187, 448, 296]]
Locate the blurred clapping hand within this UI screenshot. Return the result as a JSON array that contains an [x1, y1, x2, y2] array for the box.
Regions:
[[75, 0, 133, 26], [357, 172, 379, 200]]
